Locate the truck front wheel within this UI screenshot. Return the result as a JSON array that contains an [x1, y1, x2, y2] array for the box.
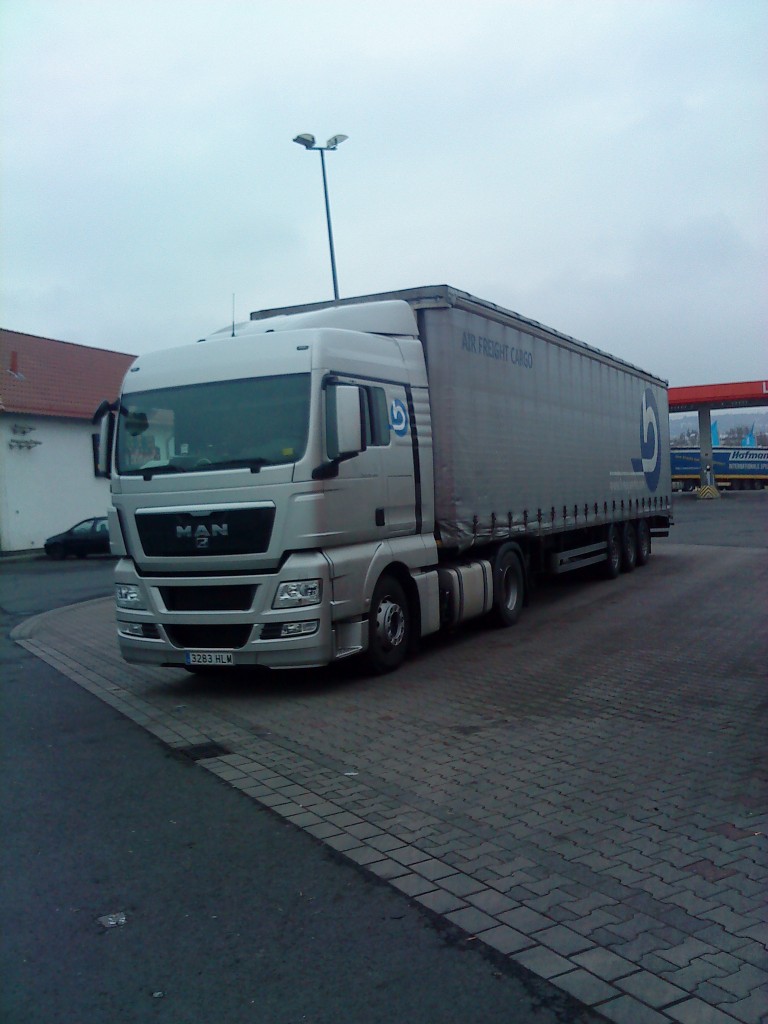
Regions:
[[367, 575, 410, 674]]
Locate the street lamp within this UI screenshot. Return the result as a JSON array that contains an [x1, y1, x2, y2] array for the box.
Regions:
[[293, 132, 348, 300]]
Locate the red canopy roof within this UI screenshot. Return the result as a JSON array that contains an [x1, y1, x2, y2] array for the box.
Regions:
[[669, 380, 768, 412]]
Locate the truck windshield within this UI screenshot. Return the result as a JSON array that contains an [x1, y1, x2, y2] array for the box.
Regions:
[[115, 373, 311, 476]]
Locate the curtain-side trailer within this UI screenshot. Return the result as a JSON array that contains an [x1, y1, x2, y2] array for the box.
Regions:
[[95, 285, 672, 674]]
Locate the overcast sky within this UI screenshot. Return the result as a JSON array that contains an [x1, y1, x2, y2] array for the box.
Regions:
[[1, 0, 765, 387]]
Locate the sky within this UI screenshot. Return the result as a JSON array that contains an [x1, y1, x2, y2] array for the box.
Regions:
[[1, 0, 766, 387]]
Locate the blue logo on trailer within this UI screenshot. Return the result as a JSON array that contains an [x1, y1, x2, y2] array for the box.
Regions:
[[390, 398, 409, 436], [631, 388, 661, 491]]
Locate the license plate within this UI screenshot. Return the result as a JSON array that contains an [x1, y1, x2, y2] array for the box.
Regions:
[[184, 651, 234, 667]]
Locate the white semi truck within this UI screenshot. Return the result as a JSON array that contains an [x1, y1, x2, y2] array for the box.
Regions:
[[95, 285, 672, 674]]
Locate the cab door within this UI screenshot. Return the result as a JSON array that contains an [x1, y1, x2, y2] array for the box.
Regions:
[[321, 379, 417, 542], [322, 380, 386, 545], [380, 384, 417, 536]]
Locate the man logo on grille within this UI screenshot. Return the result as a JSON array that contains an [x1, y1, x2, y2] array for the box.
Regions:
[[176, 523, 229, 547]]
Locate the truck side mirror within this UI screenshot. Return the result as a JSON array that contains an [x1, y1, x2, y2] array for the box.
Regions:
[[93, 405, 115, 478], [333, 384, 365, 459], [314, 383, 365, 480]]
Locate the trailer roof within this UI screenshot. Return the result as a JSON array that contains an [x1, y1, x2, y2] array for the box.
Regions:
[[251, 285, 667, 386]]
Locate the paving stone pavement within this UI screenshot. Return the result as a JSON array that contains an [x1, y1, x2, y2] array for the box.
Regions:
[[13, 541, 768, 1023]]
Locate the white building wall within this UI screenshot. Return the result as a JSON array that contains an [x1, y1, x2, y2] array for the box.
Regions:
[[0, 413, 111, 552]]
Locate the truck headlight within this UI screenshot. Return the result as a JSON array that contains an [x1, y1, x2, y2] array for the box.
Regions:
[[273, 580, 322, 608], [116, 584, 146, 610]]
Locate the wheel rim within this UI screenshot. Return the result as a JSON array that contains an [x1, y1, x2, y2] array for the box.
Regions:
[[376, 596, 405, 651]]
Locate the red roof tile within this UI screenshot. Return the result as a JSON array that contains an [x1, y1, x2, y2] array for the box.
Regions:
[[0, 329, 135, 420]]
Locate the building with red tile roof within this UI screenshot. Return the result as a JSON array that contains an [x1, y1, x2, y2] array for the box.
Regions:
[[1, 328, 134, 418], [1, 329, 135, 553]]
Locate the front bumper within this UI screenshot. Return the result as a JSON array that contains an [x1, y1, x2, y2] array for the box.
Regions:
[[114, 552, 338, 669]]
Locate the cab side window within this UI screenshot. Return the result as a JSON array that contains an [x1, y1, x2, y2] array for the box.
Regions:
[[366, 387, 390, 447]]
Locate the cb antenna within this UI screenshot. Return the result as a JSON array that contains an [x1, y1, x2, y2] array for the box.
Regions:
[[231, 293, 236, 337]]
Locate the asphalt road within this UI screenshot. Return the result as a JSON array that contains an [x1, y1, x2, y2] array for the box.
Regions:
[[1, 570, 602, 1021], [1, 491, 764, 1024], [668, 489, 768, 548]]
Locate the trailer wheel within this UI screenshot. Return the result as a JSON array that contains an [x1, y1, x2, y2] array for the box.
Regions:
[[492, 550, 524, 627], [620, 522, 637, 573], [367, 575, 410, 674], [604, 526, 621, 579], [636, 520, 651, 566]]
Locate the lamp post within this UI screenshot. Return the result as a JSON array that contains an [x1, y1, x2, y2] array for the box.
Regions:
[[293, 133, 348, 300]]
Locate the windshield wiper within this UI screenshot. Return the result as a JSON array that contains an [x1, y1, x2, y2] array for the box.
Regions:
[[140, 464, 188, 480], [137, 456, 278, 481]]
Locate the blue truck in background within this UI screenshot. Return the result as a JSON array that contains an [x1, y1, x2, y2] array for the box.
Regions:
[[671, 447, 768, 491]]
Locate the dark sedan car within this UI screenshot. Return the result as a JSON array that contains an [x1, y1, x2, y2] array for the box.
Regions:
[[44, 517, 111, 559]]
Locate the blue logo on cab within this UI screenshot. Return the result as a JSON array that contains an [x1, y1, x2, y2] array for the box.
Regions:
[[390, 399, 409, 437]]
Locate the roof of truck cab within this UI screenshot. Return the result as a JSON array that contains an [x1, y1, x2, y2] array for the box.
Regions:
[[121, 324, 420, 393], [232, 299, 418, 339]]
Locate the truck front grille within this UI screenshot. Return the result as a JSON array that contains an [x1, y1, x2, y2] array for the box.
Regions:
[[136, 506, 275, 557], [165, 625, 253, 649]]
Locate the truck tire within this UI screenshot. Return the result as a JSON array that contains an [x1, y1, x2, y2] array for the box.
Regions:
[[620, 522, 637, 572], [604, 525, 621, 579], [491, 550, 524, 627], [636, 520, 651, 566], [367, 574, 410, 674]]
